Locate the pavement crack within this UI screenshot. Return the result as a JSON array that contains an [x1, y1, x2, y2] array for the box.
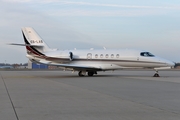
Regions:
[[0, 73, 20, 120]]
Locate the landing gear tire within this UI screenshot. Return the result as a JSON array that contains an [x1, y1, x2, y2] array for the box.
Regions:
[[78, 71, 85, 77], [88, 71, 94, 76], [153, 73, 160, 77], [153, 70, 160, 77]]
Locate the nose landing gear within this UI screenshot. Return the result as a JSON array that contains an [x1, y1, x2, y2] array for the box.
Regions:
[[153, 70, 160, 77]]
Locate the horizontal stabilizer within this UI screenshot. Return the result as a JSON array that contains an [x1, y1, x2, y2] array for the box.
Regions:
[[8, 43, 44, 47]]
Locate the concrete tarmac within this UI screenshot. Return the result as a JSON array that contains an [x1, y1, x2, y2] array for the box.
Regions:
[[0, 70, 180, 120]]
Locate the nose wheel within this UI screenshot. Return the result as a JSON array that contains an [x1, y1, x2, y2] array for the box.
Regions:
[[153, 70, 160, 77]]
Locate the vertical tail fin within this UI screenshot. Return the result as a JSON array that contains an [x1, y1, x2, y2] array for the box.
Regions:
[[22, 27, 50, 57]]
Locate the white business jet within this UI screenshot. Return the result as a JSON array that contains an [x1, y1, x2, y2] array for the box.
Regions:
[[10, 27, 175, 77]]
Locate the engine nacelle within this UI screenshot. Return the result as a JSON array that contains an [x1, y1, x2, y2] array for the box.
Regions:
[[45, 51, 74, 62], [58, 51, 73, 61]]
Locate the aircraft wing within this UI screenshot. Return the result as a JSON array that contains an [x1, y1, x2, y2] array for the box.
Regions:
[[56, 64, 102, 71], [33, 58, 102, 71]]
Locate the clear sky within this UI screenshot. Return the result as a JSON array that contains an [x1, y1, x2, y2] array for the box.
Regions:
[[0, 0, 180, 63]]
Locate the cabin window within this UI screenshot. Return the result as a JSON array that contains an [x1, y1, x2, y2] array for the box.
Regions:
[[140, 52, 154, 57], [116, 54, 120, 58], [105, 54, 109, 58], [87, 53, 92, 59], [100, 54, 103, 58], [95, 54, 98, 58], [111, 54, 114, 58]]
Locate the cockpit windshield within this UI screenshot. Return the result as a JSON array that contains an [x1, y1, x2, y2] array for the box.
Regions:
[[140, 52, 155, 57]]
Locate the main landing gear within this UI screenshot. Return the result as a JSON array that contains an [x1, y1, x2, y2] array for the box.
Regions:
[[153, 70, 160, 77], [78, 71, 86, 77], [78, 71, 97, 77]]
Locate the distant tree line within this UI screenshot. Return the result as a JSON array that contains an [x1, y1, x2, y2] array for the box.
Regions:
[[0, 63, 28, 66]]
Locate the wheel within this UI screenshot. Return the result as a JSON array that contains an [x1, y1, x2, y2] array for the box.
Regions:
[[153, 73, 160, 77], [78, 71, 85, 77], [88, 71, 94, 76], [153, 70, 160, 77]]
